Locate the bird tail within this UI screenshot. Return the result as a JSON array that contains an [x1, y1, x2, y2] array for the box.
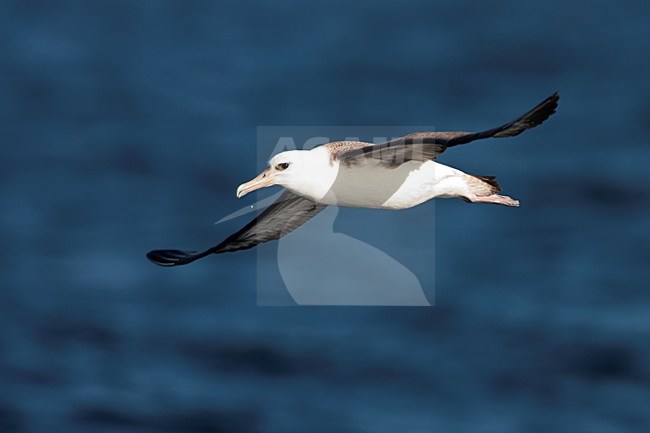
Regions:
[[469, 174, 502, 196], [463, 174, 519, 207]]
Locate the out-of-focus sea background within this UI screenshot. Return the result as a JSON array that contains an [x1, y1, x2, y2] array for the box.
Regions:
[[1, 1, 649, 432]]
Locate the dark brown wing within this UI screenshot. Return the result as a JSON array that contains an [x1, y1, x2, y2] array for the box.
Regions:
[[444, 91, 560, 145], [147, 190, 327, 266], [337, 92, 559, 168]]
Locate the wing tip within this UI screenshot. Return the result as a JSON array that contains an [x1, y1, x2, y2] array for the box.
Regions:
[[492, 91, 560, 138], [545, 91, 560, 116], [146, 249, 199, 267], [533, 90, 560, 125]]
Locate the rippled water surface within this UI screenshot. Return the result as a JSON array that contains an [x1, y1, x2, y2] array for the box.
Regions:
[[1, 1, 649, 432]]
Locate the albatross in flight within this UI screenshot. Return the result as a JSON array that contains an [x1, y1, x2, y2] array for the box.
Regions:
[[148, 92, 559, 266]]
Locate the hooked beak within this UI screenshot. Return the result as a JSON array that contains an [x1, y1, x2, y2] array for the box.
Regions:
[[236, 167, 275, 198]]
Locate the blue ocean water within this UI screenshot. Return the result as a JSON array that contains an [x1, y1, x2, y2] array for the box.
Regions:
[[1, 1, 649, 432]]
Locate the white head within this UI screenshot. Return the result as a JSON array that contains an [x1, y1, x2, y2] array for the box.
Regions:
[[236, 149, 327, 198]]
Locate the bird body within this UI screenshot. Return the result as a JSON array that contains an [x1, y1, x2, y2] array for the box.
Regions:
[[283, 147, 482, 210], [148, 92, 559, 266]]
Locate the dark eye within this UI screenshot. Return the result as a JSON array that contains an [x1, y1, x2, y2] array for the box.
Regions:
[[275, 162, 290, 171]]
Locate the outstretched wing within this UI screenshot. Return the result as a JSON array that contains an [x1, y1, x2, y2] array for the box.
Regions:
[[147, 190, 328, 266], [337, 92, 559, 168]]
